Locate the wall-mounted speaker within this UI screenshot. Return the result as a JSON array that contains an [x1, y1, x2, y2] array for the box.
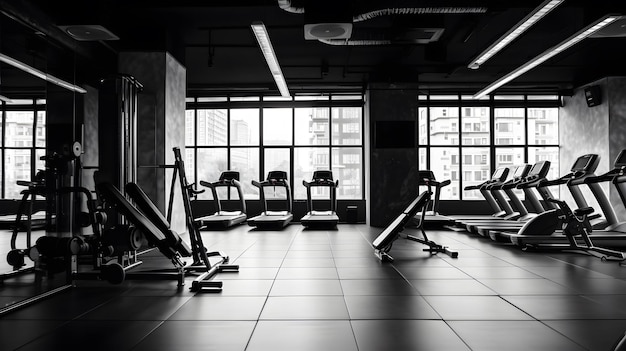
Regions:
[[584, 85, 601, 107]]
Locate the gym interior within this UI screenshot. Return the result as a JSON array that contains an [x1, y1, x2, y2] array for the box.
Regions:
[[2, 1, 626, 350]]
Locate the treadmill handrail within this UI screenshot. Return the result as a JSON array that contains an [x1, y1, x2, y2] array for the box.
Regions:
[[583, 169, 621, 184]]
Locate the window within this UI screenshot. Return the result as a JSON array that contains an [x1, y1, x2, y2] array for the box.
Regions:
[[420, 95, 559, 200], [186, 95, 364, 200], [2, 100, 45, 199]]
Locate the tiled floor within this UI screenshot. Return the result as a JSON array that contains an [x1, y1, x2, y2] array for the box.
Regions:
[[3, 223, 626, 350]]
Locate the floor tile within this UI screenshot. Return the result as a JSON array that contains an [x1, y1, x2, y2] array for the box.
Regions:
[[424, 296, 533, 320], [340, 279, 419, 296], [168, 296, 266, 320], [280, 258, 336, 267], [276, 267, 339, 279], [79, 296, 191, 320], [477, 278, 577, 295], [0, 320, 66, 350], [502, 295, 626, 320], [230, 257, 284, 268], [449, 320, 587, 351], [411, 279, 496, 295], [213, 280, 274, 296], [396, 267, 471, 280], [351, 320, 470, 351], [344, 295, 440, 319], [544, 320, 626, 351], [337, 266, 403, 280], [217, 267, 279, 280], [269, 279, 343, 296], [15, 320, 161, 351], [246, 321, 358, 351], [260, 296, 349, 319], [132, 321, 256, 351], [459, 266, 542, 279]]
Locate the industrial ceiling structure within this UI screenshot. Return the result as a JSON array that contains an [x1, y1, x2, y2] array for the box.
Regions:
[[1, 0, 626, 96]]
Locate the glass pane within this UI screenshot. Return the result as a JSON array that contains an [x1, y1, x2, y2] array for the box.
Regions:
[[461, 106, 490, 146], [6, 111, 34, 147], [196, 148, 228, 200], [430, 95, 458, 100], [295, 107, 329, 145], [185, 109, 195, 145], [495, 108, 525, 145], [35, 111, 45, 147], [332, 107, 362, 145], [528, 108, 558, 145], [231, 147, 260, 199], [331, 95, 362, 100], [197, 97, 227, 102], [230, 96, 260, 102], [230, 109, 259, 146], [418, 148, 427, 170], [264, 148, 291, 199], [5, 149, 32, 199], [495, 147, 525, 200], [294, 147, 330, 199], [35, 149, 46, 174], [429, 107, 458, 145], [461, 147, 490, 200], [418, 107, 428, 145], [529, 146, 560, 185], [263, 108, 292, 145], [332, 147, 362, 199], [263, 96, 292, 101], [184, 148, 195, 184], [295, 95, 328, 101], [430, 148, 459, 200], [197, 109, 227, 146]]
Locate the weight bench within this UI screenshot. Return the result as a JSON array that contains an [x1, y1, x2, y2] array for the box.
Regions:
[[372, 191, 458, 262], [96, 182, 238, 291]]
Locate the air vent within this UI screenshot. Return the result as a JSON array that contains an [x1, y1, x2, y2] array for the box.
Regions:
[[304, 23, 353, 40], [58, 25, 119, 41]]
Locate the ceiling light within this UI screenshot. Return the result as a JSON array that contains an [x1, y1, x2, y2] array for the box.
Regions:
[[251, 22, 290, 97], [468, 0, 565, 70], [0, 53, 87, 93], [473, 14, 621, 99]]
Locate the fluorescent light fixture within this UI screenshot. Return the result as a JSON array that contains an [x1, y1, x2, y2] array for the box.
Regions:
[[251, 21, 290, 97], [468, 0, 565, 70], [0, 52, 87, 93], [473, 14, 621, 99], [0, 95, 13, 103]]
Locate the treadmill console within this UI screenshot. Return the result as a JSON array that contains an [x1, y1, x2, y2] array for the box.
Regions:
[[527, 160, 551, 177], [219, 171, 240, 181], [267, 171, 288, 181], [614, 149, 626, 169], [492, 167, 508, 181], [313, 170, 333, 181], [571, 154, 599, 173], [512, 164, 530, 178]]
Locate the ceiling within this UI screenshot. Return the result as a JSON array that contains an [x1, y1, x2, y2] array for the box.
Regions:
[[2, 0, 626, 96]]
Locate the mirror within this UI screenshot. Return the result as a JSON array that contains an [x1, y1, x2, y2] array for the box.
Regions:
[[0, 9, 85, 312]]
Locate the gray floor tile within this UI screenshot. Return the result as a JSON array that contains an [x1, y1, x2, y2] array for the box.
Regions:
[[132, 321, 255, 351], [247, 321, 358, 351], [449, 320, 587, 351], [340, 279, 419, 296], [411, 279, 496, 295], [260, 296, 349, 319], [502, 295, 626, 320], [544, 320, 626, 351], [424, 295, 533, 320], [352, 320, 470, 351], [269, 279, 343, 296], [276, 267, 339, 279], [168, 296, 266, 320], [344, 295, 440, 319], [477, 278, 577, 295]]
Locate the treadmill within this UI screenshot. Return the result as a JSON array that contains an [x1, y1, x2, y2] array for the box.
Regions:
[[301, 170, 339, 229], [448, 166, 510, 223], [413, 170, 454, 226], [507, 150, 626, 250], [196, 171, 247, 229], [466, 161, 553, 238], [248, 171, 293, 229]]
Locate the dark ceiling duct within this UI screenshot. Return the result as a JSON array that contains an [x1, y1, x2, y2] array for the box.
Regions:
[[276, 0, 488, 21]]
